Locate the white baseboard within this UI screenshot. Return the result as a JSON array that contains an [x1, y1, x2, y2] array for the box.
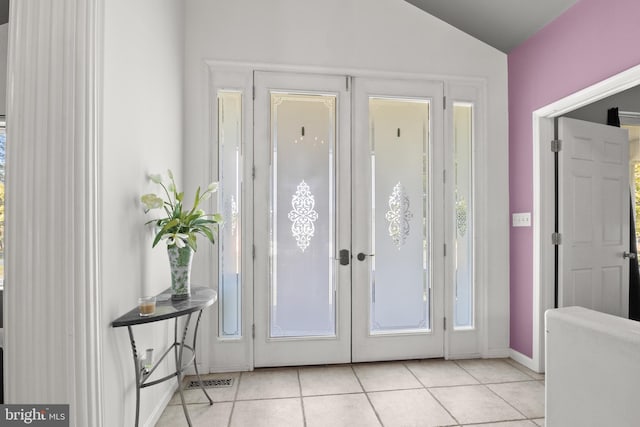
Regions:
[[482, 348, 510, 358], [143, 381, 178, 427], [209, 363, 252, 373], [509, 348, 543, 373], [446, 352, 481, 360]]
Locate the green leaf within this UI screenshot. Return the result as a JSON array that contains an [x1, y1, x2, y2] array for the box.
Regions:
[[192, 218, 217, 226], [152, 228, 167, 247], [191, 186, 201, 214], [187, 233, 198, 252], [195, 224, 215, 245]]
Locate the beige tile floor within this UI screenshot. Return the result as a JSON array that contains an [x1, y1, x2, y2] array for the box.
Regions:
[[156, 358, 545, 427]]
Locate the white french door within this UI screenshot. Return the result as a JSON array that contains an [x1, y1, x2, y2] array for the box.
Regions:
[[352, 78, 444, 362], [253, 71, 445, 367], [253, 71, 352, 367]]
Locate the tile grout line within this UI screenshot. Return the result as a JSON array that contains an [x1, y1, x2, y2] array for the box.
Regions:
[[453, 360, 534, 422], [403, 361, 460, 426], [484, 382, 544, 422], [350, 365, 385, 427], [504, 358, 546, 381], [296, 369, 307, 427], [452, 359, 482, 383], [227, 371, 244, 427]]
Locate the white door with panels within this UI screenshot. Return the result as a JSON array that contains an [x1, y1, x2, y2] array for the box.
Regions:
[[559, 117, 630, 317], [252, 71, 467, 367]]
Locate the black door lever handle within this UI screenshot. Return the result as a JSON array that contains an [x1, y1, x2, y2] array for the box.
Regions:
[[339, 249, 350, 265]]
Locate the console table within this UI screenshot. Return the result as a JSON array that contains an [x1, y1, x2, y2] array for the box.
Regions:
[[112, 287, 217, 427]]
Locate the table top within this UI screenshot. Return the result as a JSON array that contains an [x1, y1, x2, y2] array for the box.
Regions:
[[112, 287, 217, 327]]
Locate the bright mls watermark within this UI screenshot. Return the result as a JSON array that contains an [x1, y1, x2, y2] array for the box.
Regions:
[[0, 405, 68, 426]]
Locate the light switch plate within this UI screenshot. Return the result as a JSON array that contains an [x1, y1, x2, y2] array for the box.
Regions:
[[512, 212, 531, 227]]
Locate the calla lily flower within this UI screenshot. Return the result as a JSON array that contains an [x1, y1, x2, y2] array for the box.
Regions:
[[164, 233, 188, 248], [142, 170, 222, 251], [140, 193, 164, 212], [149, 174, 163, 184]]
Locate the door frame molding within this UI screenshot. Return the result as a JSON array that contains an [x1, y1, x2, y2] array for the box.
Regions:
[[204, 60, 490, 370], [531, 63, 640, 373]]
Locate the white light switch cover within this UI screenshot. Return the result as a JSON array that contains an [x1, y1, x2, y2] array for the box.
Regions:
[[512, 212, 531, 227]]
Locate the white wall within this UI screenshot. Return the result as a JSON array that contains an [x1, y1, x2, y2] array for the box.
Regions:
[[184, 0, 510, 365], [101, 1, 184, 425]]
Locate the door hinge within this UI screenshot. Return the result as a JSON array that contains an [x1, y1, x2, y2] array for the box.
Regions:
[[551, 139, 562, 152], [252, 85, 255, 100], [443, 317, 447, 331], [252, 165, 256, 180], [444, 243, 447, 257], [252, 324, 255, 339], [252, 244, 256, 259], [552, 232, 562, 245], [443, 95, 447, 109], [443, 169, 446, 183]]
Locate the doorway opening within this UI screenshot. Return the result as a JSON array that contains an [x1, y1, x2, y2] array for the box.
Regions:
[[533, 64, 640, 373]]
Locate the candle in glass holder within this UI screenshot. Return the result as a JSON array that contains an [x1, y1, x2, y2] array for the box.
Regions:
[[138, 296, 156, 316]]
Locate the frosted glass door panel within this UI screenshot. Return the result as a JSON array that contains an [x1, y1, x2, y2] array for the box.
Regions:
[[270, 93, 336, 338], [370, 98, 430, 333], [453, 104, 474, 329], [218, 91, 243, 337]]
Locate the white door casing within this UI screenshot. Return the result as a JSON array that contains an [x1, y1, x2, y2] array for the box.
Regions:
[[208, 65, 487, 369], [559, 117, 630, 317]]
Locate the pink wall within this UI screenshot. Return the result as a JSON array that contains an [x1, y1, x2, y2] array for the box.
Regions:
[[508, 0, 640, 357]]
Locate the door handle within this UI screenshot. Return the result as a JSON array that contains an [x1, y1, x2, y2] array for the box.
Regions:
[[338, 249, 350, 265], [623, 251, 637, 260], [356, 252, 375, 261]]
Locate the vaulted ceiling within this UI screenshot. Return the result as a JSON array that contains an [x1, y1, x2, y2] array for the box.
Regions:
[[405, 0, 579, 53]]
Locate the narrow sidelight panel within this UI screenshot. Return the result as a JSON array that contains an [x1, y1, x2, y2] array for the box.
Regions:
[[218, 91, 243, 337], [453, 103, 474, 330]]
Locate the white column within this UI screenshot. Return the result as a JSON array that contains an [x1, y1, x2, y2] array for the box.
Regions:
[[4, 1, 103, 426]]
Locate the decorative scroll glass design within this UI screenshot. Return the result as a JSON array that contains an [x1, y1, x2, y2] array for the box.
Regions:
[[385, 182, 413, 248], [369, 97, 430, 334], [453, 103, 474, 330], [217, 91, 243, 338], [270, 92, 337, 338], [288, 180, 319, 252]]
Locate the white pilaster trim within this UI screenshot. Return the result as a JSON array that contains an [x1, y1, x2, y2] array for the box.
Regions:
[[4, 1, 104, 426]]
